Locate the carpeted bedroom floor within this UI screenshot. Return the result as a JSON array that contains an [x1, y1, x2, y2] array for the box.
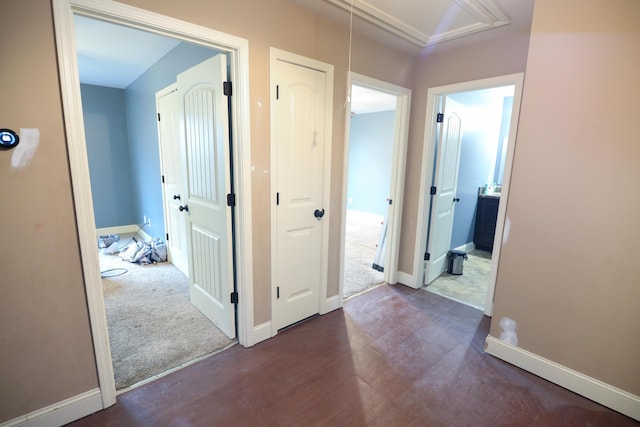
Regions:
[[99, 236, 235, 390], [343, 210, 385, 299]]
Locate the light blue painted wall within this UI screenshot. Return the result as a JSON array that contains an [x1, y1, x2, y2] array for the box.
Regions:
[[452, 120, 497, 248], [450, 92, 510, 249], [347, 110, 395, 217], [80, 84, 136, 228], [124, 42, 220, 238]]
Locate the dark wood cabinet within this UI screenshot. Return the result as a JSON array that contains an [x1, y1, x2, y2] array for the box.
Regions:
[[474, 192, 500, 252]]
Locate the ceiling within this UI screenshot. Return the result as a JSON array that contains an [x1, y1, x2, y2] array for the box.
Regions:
[[74, 15, 180, 89], [290, 0, 534, 53], [74, 0, 534, 108]]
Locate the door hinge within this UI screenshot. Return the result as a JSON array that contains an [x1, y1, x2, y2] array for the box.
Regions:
[[277, 286, 280, 299], [430, 186, 436, 195], [230, 291, 238, 304], [436, 113, 444, 123], [276, 192, 280, 206], [223, 81, 232, 97], [227, 193, 236, 207], [162, 175, 165, 184], [276, 84, 279, 100], [166, 233, 169, 241], [424, 252, 430, 261], [157, 113, 161, 121]]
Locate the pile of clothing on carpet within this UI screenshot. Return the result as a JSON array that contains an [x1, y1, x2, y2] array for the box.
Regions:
[[98, 234, 167, 265]]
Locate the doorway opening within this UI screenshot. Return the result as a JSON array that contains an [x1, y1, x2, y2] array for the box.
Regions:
[[77, 16, 236, 392], [340, 73, 412, 300], [54, 0, 254, 407], [343, 85, 394, 299], [425, 85, 514, 310], [413, 73, 524, 315]]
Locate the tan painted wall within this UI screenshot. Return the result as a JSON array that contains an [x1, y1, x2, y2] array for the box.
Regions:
[[489, 0, 640, 395], [0, 1, 99, 422], [1, 1, 415, 421], [121, 0, 416, 324]]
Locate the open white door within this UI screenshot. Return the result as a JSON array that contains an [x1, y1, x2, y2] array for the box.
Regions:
[[157, 86, 189, 277], [272, 53, 331, 330], [177, 55, 235, 339], [424, 97, 463, 285]]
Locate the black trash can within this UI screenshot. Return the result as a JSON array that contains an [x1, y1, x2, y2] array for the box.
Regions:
[[447, 250, 468, 275]]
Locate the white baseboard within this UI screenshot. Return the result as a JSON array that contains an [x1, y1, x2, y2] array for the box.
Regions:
[[137, 228, 152, 241], [96, 224, 139, 237], [250, 321, 273, 346], [0, 388, 103, 427], [485, 335, 640, 421], [96, 225, 154, 242], [321, 295, 341, 314], [397, 271, 417, 288], [454, 242, 476, 253]]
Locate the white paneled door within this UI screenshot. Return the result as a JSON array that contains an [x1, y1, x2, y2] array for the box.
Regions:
[[177, 55, 235, 339], [273, 56, 330, 330], [157, 86, 189, 277], [424, 97, 463, 285]]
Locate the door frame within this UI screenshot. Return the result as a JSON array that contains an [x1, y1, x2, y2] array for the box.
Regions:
[[412, 73, 524, 316], [423, 102, 463, 286], [340, 72, 411, 296], [269, 48, 334, 336], [156, 83, 189, 277], [52, 0, 254, 409]]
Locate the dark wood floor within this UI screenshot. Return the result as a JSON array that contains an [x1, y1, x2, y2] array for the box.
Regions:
[[68, 284, 637, 426]]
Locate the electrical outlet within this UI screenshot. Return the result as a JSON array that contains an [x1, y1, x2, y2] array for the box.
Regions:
[[148, 218, 151, 227], [143, 215, 147, 225]]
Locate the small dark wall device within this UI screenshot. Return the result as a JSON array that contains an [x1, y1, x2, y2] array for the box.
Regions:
[[0, 129, 19, 150]]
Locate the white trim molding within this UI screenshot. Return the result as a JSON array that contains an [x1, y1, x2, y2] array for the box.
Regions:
[[453, 242, 476, 254], [0, 389, 102, 427], [324, 0, 510, 48], [321, 295, 342, 314], [396, 271, 416, 288], [95, 224, 139, 237], [485, 335, 640, 421], [252, 321, 274, 344]]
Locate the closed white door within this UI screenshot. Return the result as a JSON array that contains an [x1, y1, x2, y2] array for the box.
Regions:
[[273, 58, 328, 330], [157, 87, 189, 277], [424, 97, 463, 285], [177, 55, 235, 338]]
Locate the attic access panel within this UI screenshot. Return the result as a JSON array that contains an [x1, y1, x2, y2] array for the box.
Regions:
[[325, 0, 510, 47]]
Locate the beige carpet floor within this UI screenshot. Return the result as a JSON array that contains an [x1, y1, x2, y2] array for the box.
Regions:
[[424, 249, 492, 310], [343, 210, 385, 299], [99, 236, 235, 390]]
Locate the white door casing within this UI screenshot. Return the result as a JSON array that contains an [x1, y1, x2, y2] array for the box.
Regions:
[[424, 97, 463, 285], [177, 55, 235, 338], [411, 73, 525, 316], [271, 49, 333, 331], [157, 85, 189, 277], [54, 0, 256, 410], [340, 72, 412, 293]]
